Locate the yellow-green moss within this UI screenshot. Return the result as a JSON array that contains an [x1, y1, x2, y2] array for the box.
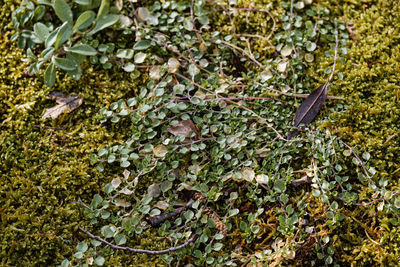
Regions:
[[309, 0, 400, 265], [0, 1, 164, 265]]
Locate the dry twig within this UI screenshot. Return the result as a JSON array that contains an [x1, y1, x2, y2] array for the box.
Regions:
[[341, 141, 376, 187], [79, 227, 197, 255], [147, 199, 194, 226]]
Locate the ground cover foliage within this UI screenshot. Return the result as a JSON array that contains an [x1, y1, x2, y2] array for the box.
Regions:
[[1, 0, 400, 266]]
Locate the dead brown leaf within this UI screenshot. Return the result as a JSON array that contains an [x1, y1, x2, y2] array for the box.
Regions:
[[115, 0, 123, 10], [42, 92, 83, 119], [288, 82, 329, 139], [167, 119, 199, 140]]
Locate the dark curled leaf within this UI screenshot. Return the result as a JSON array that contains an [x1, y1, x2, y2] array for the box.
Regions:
[[231, 51, 246, 77], [288, 82, 329, 139]]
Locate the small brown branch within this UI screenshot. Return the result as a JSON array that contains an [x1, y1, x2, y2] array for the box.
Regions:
[[383, 133, 398, 145], [341, 141, 376, 187], [291, 175, 312, 187], [147, 199, 194, 226], [328, 23, 339, 82], [175, 96, 280, 102], [254, 82, 344, 100], [355, 192, 400, 207], [79, 227, 197, 255]]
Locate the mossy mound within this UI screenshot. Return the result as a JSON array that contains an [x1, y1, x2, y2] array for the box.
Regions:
[[310, 0, 400, 264], [0, 1, 163, 265]]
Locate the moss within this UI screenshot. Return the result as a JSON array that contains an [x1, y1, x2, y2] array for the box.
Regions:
[[308, 0, 400, 264], [0, 1, 164, 265]]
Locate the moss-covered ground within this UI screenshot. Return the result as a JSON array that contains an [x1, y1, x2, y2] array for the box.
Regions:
[[1, 0, 400, 265]]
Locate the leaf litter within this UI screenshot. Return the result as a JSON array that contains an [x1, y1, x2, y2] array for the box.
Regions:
[[42, 92, 83, 119]]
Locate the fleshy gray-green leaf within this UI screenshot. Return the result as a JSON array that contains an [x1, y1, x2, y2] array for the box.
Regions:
[[97, 0, 110, 20], [73, 11, 96, 31], [45, 30, 58, 48], [52, 57, 78, 71], [54, 22, 72, 50], [53, 0, 73, 24], [37, 0, 52, 6], [33, 22, 49, 42], [66, 44, 97, 56], [74, 0, 91, 5], [44, 63, 56, 88], [40, 47, 55, 61], [89, 14, 120, 35], [66, 65, 82, 80]]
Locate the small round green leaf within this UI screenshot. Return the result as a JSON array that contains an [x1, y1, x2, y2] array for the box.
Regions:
[[60, 259, 70, 267], [122, 63, 135, 72], [76, 241, 88, 253], [94, 256, 105, 266], [133, 40, 151, 50]]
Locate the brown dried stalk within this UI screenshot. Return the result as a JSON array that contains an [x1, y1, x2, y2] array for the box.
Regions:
[[341, 141, 376, 187], [78, 227, 197, 255], [193, 193, 227, 235], [291, 175, 312, 187], [147, 199, 194, 227]]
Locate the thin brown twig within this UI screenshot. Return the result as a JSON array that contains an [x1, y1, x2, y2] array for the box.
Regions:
[[383, 133, 398, 145], [355, 192, 400, 207], [78, 227, 197, 255], [175, 96, 280, 102], [220, 40, 263, 68], [147, 199, 194, 226], [341, 141, 376, 187], [254, 82, 344, 100], [328, 24, 339, 82]]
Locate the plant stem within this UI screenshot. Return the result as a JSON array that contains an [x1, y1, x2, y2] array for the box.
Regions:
[[79, 227, 197, 255]]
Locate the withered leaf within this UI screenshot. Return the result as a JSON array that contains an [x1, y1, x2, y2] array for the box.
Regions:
[[288, 82, 329, 139], [42, 92, 83, 119], [167, 119, 199, 140]]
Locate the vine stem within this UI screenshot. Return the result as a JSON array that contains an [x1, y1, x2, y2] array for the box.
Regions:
[[328, 22, 339, 82], [341, 141, 376, 187], [78, 227, 197, 255], [355, 192, 400, 207]]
